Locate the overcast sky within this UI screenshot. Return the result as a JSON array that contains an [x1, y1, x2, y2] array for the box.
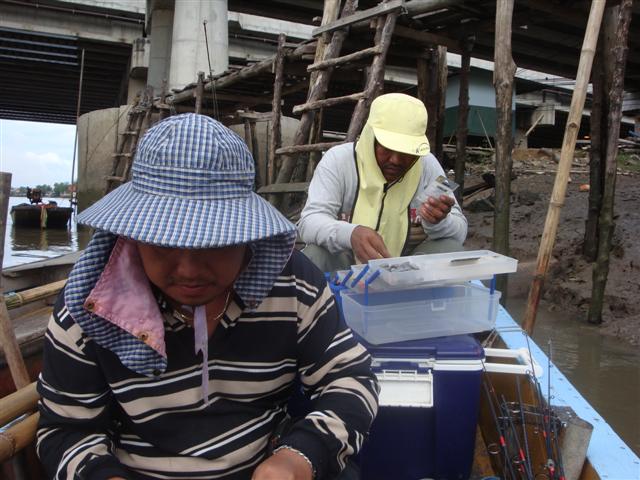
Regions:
[[0, 120, 76, 189]]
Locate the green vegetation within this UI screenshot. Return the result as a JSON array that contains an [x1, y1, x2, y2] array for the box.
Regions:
[[10, 182, 73, 197]]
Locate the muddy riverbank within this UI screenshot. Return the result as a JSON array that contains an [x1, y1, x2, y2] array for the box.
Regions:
[[463, 151, 640, 347]]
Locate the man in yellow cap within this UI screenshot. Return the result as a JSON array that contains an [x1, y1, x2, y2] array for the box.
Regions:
[[298, 93, 467, 272]]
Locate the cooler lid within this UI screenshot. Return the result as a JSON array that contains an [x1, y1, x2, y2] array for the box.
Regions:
[[358, 334, 484, 361]]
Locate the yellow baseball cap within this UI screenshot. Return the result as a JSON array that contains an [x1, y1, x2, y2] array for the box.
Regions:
[[367, 93, 430, 156]]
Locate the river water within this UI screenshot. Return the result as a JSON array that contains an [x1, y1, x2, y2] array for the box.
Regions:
[[2, 200, 639, 456], [2, 196, 91, 269], [507, 301, 640, 456]]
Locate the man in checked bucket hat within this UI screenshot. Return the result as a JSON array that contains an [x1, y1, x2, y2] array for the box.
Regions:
[[299, 93, 467, 272], [36, 114, 378, 480]]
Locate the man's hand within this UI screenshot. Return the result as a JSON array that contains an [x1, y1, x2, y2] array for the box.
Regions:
[[252, 448, 313, 480], [351, 226, 391, 262], [418, 195, 455, 224]]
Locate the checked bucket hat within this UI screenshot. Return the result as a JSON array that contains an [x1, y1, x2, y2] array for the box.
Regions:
[[78, 113, 296, 248]]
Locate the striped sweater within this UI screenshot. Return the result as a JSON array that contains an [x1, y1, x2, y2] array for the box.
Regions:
[[36, 248, 379, 480]]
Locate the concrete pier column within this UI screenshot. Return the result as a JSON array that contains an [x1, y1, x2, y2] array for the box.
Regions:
[[147, 7, 174, 93], [169, 0, 228, 91]]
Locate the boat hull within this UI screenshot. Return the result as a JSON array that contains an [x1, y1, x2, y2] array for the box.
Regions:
[[10, 204, 72, 229]]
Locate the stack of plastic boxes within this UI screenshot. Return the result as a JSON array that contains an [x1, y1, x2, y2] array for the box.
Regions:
[[328, 250, 517, 480]]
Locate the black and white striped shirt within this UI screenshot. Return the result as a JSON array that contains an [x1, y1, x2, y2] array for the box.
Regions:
[[37, 250, 379, 480]]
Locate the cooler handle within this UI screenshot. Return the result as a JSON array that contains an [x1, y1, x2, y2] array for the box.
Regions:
[[483, 347, 543, 378]]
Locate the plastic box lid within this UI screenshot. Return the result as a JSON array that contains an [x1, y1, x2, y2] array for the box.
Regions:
[[342, 250, 517, 291], [357, 333, 484, 361]]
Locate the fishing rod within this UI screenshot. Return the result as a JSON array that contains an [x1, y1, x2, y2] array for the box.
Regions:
[[482, 363, 518, 479], [547, 341, 566, 480], [515, 379, 534, 479], [499, 394, 531, 479]]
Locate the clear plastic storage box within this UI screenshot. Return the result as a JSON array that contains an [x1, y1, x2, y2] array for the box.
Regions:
[[340, 282, 501, 344]]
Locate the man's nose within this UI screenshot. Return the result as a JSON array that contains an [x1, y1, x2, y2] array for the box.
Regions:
[[174, 250, 207, 278], [388, 152, 404, 165]]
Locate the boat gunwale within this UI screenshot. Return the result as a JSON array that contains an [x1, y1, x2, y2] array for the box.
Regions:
[[495, 307, 640, 480]]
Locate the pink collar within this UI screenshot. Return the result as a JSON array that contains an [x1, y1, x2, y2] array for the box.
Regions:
[[85, 238, 166, 358]]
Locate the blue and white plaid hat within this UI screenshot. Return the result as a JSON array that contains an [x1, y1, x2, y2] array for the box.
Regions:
[[78, 113, 296, 248]]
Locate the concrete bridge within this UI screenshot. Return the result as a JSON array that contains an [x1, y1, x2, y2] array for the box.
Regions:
[[0, 0, 145, 123], [0, 0, 317, 124]]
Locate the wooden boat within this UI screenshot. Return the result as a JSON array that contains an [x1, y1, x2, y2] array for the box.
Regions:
[[0, 254, 78, 399], [1, 290, 638, 479], [10, 203, 73, 229]]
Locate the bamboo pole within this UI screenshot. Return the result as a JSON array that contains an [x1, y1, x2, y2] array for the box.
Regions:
[[588, 0, 633, 324], [476, 110, 494, 149], [0, 382, 38, 426], [4, 279, 66, 310], [0, 413, 39, 463], [166, 42, 315, 106], [523, 0, 607, 334], [0, 172, 31, 390], [454, 40, 472, 200], [492, 0, 517, 301], [524, 113, 545, 138], [69, 48, 85, 210]]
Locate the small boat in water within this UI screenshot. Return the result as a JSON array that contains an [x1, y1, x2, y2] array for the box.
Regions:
[[10, 188, 72, 229]]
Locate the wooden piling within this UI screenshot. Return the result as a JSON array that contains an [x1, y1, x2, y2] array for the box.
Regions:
[[424, 49, 439, 149], [417, 52, 429, 122], [523, 0, 607, 334], [435, 45, 448, 163], [454, 41, 472, 200], [583, 44, 605, 261], [194, 71, 205, 114], [268, 34, 287, 188], [492, 0, 517, 301], [588, 0, 633, 325], [0, 172, 31, 390]]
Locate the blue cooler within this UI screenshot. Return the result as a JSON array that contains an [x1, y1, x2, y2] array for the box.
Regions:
[[358, 334, 484, 480]]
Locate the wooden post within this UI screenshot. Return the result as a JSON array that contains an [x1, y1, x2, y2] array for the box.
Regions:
[[0, 172, 31, 390], [588, 0, 633, 325], [435, 45, 448, 163], [424, 48, 439, 148], [583, 44, 604, 261], [249, 120, 261, 189], [310, 0, 341, 86], [194, 71, 205, 114], [306, 109, 324, 181], [274, 0, 358, 197], [299, 0, 340, 185], [492, 0, 517, 301], [523, 0, 606, 334], [347, 10, 398, 140], [417, 53, 429, 116], [454, 40, 472, 200], [244, 119, 253, 156], [268, 34, 287, 188]]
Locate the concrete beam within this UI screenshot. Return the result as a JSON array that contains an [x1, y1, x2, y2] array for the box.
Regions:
[[0, 2, 143, 44]]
